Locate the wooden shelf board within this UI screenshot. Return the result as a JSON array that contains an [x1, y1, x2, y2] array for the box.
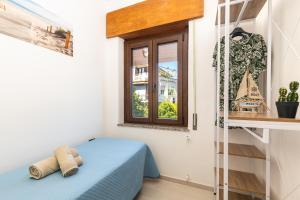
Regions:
[[219, 169, 265, 196], [219, 190, 262, 200], [229, 112, 300, 123], [216, 0, 267, 25], [219, 142, 266, 160]]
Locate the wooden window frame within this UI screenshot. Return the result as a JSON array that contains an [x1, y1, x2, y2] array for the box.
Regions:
[[124, 28, 188, 127]]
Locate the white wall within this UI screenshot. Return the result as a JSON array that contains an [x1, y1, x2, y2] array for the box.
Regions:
[[255, 1, 300, 199], [1, 0, 299, 198], [102, 0, 268, 187], [102, 0, 218, 187], [103, 1, 300, 196], [0, 0, 108, 173], [102, 0, 265, 187]]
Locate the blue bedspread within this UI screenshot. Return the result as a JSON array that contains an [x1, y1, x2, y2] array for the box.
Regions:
[[0, 137, 160, 200]]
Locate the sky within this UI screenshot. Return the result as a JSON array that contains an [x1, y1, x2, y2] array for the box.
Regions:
[[6, 0, 72, 29], [159, 61, 178, 77]]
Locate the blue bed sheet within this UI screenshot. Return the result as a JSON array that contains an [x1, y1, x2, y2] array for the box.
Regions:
[[0, 137, 160, 200]]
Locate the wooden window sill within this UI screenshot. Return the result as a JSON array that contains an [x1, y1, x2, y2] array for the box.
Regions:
[[117, 123, 190, 132]]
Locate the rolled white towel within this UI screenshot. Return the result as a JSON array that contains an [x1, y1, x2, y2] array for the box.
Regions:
[[29, 148, 82, 179], [55, 145, 79, 177]]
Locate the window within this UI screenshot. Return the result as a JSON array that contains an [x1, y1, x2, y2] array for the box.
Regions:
[[124, 28, 188, 126]]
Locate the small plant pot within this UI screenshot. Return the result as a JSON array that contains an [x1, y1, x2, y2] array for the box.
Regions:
[[276, 102, 299, 118]]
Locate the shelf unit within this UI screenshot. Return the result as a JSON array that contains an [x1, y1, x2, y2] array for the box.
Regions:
[[228, 112, 300, 122], [214, 0, 271, 200], [216, 0, 266, 25], [228, 112, 300, 131], [215, 0, 300, 200], [219, 169, 266, 197], [219, 142, 266, 160]]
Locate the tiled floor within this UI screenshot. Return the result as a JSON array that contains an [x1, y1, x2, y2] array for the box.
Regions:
[[136, 179, 213, 200]]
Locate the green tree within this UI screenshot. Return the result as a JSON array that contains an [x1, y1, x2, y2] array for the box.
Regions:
[[158, 101, 177, 119], [132, 92, 148, 117]]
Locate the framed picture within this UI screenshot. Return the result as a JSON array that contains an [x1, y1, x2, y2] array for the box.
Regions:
[[0, 0, 73, 56]]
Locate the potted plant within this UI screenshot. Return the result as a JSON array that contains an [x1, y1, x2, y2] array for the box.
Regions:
[[276, 81, 299, 118]]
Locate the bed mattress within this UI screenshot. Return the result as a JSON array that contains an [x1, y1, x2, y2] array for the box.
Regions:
[[0, 137, 160, 200]]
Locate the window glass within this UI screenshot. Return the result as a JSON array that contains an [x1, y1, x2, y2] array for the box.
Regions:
[[131, 47, 149, 118], [124, 29, 188, 126], [157, 42, 178, 120]]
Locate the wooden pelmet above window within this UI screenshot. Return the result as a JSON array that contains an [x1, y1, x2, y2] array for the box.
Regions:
[[106, 0, 204, 39]]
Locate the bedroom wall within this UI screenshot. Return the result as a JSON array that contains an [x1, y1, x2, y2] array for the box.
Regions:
[[2, 1, 297, 197], [102, 0, 216, 187], [0, 0, 107, 173], [103, 0, 300, 193], [254, 1, 300, 199], [102, 0, 256, 187]]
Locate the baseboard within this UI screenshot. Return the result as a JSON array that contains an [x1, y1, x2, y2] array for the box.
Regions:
[[156, 175, 214, 192]]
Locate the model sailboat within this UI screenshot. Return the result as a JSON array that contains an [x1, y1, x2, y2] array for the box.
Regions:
[[235, 70, 268, 112]]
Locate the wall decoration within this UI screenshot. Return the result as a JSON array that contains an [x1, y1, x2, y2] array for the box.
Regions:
[[0, 0, 73, 56], [235, 69, 268, 113]]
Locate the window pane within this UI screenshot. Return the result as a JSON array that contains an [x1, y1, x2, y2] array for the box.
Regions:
[[132, 47, 149, 118], [157, 42, 178, 120]]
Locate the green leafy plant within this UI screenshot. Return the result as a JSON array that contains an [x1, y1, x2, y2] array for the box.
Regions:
[[278, 87, 288, 102], [158, 101, 177, 119], [132, 92, 148, 118], [132, 93, 178, 119], [276, 81, 299, 118], [287, 81, 299, 102]]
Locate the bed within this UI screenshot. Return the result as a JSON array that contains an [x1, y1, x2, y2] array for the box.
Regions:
[[0, 137, 160, 200]]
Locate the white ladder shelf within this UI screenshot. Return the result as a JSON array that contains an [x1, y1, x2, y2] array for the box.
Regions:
[[215, 0, 300, 199], [214, 0, 279, 200]]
